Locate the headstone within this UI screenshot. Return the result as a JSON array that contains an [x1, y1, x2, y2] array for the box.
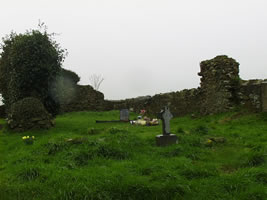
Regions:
[[120, 109, 129, 121], [156, 106, 178, 146], [261, 82, 267, 112]]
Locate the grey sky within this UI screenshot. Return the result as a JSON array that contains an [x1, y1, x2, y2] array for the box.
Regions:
[[1, 0, 267, 100]]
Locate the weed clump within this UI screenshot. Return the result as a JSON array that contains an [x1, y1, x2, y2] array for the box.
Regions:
[[96, 144, 130, 160], [181, 165, 218, 180], [18, 167, 40, 181], [243, 151, 266, 167], [74, 151, 94, 166], [46, 140, 68, 155], [108, 127, 128, 134], [193, 125, 209, 135], [176, 127, 185, 134], [87, 127, 102, 135]]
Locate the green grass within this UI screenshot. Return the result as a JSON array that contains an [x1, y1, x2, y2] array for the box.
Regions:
[[0, 110, 266, 200]]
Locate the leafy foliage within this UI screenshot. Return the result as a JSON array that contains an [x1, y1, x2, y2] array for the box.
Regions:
[[0, 28, 66, 116]]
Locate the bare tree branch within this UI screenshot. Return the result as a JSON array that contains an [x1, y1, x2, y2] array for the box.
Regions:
[[89, 74, 104, 91]]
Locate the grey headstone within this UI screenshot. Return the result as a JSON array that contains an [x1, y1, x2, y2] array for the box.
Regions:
[[120, 109, 129, 121]]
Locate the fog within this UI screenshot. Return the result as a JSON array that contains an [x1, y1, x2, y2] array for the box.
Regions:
[[1, 0, 267, 100]]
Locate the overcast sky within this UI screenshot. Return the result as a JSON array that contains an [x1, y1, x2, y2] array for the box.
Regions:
[[1, 0, 267, 100]]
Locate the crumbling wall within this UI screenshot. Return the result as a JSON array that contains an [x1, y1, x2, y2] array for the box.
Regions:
[[106, 55, 241, 116], [60, 85, 106, 113], [238, 79, 266, 112], [58, 55, 266, 116], [198, 55, 240, 114], [105, 88, 201, 117], [261, 81, 267, 112]]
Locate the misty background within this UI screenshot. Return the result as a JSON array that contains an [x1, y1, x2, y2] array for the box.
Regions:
[[1, 0, 267, 100]]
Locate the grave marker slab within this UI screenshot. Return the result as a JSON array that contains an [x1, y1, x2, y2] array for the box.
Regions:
[[156, 106, 178, 146], [120, 109, 129, 122]]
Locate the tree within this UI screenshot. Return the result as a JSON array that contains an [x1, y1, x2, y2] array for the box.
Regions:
[[89, 74, 104, 91], [0, 26, 66, 116]]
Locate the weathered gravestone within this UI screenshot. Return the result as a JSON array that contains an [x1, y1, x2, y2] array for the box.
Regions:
[[156, 106, 178, 146], [120, 109, 129, 122], [261, 81, 267, 112], [96, 109, 129, 123]]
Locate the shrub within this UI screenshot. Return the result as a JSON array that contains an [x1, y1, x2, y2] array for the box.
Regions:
[[0, 27, 66, 116], [8, 97, 53, 131]]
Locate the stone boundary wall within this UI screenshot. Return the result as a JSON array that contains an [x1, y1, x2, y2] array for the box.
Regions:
[[60, 85, 106, 113], [104, 79, 266, 117], [104, 56, 266, 116], [105, 88, 202, 117], [261, 81, 267, 112], [0, 55, 266, 117], [239, 79, 267, 112]]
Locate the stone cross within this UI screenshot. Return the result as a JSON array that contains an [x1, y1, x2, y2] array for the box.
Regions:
[[158, 106, 173, 135], [120, 109, 129, 121]]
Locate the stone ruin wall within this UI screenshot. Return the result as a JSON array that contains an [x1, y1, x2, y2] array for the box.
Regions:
[[59, 85, 106, 113], [104, 55, 267, 116], [0, 55, 266, 117], [107, 88, 202, 117], [239, 79, 267, 112]]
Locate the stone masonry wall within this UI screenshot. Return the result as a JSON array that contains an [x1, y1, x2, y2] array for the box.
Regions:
[[104, 55, 266, 116], [106, 89, 201, 117], [0, 55, 265, 118], [239, 79, 267, 112], [261, 81, 267, 112], [60, 85, 106, 113], [198, 55, 240, 114]]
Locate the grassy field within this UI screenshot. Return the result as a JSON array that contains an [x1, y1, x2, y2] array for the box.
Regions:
[[0, 110, 266, 200]]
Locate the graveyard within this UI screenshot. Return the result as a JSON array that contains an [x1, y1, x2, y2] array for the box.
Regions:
[[0, 25, 266, 200], [0, 109, 266, 200]]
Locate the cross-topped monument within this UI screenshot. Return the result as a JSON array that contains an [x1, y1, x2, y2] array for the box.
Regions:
[[156, 106, 178, 146], [158, 106, 173, 135]]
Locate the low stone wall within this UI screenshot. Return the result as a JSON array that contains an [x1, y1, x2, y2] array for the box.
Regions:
[[239, 79, 266, 112], [105, 88, 202, 117], [104, 56, 266, 116], [0, 55, 258, 117], [261, 81, 267, 112], [60, 85, 106, 113]]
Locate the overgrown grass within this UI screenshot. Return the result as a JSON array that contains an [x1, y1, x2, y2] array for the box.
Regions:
[[0, 110, 266, 200]]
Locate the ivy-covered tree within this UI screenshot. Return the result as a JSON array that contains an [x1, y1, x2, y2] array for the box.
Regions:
[[0, 27, 67, 116]]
